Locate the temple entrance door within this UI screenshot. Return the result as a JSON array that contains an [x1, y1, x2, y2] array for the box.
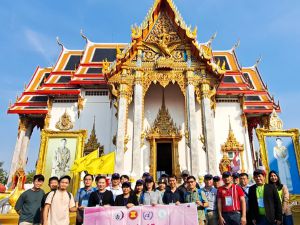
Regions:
[[156, 142, 172, 178]]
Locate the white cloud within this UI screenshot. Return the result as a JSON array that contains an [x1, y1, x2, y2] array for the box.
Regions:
[[24, 28, 58, 65]]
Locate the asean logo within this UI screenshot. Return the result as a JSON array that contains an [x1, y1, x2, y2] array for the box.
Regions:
[[128, 210, 138, 220]]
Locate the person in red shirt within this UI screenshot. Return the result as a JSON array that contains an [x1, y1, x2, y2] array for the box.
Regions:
[[217, 171, 246, 225]]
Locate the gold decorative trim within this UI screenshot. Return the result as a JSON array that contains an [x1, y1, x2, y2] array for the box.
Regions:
[[256, 128, 300, 201], [55, 110, 73, 131], [269, 109, 283, 130], [36, 130, 87, 195], [44, 97, 53, 129]]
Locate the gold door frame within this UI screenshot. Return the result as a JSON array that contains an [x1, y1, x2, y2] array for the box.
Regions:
[[147, 136, 181, 181]]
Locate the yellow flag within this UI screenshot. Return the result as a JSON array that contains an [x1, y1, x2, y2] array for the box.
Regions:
[[85, 151, 115, 175], [70, 149, 98, 172]]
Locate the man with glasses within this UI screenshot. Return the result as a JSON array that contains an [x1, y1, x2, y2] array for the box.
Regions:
[[184, 176, 208, 225], [75, 174, 96, 225]]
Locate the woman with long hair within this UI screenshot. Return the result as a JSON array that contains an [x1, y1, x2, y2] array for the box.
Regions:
[[140, 176, 163, 205], [134, 179, 145, 204], [268, 170, 294, 225]]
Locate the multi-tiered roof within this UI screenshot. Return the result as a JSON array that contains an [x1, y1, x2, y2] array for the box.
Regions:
[[8, 0, 280, 116]]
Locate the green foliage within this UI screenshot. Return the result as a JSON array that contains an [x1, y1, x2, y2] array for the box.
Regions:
[[26, 170, 36, 184], [0, 161, 8, 184]]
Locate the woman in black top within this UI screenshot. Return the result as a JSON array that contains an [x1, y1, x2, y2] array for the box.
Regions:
[[88, 175, 114, 207], [114, 182, 138, 208]]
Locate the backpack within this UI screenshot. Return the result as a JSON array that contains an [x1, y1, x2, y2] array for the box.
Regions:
[[51, 190, 72, 204]]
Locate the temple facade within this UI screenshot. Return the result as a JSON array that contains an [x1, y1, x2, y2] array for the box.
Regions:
[[7, 0, 280, 183]]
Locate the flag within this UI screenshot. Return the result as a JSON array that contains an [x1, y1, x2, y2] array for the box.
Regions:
[[70, 149, 98, 173], [85, 151, 115, 175]]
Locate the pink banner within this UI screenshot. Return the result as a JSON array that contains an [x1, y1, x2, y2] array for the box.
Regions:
[[84, 204, 198, 225]]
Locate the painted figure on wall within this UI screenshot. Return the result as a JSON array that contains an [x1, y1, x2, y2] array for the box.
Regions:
[[273, 138, 293, 191], [231, 151, 241, 173], [51, 138, 71, 177]]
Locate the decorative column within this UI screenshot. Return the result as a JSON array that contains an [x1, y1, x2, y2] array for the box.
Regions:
[[186, 69, 200, 176], [115, 68, 130, 173], [131, 68, 144, 178], [7, 117, 34, 188], [201, 79, 218, 175]]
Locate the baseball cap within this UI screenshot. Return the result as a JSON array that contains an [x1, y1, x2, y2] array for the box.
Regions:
[[232, 172, 239, 179], [253, 169, 266, 177], [121, 181, 131, 188], [111, 173, 120, 180], [142, 172, 150, 177], [204, 174, 213, 180], [213, 176, 220, 182], [145, 176, 154, 183], [181, 170, 190, 177], [136, 179, 144, 185], [222, 171, 232, 178]]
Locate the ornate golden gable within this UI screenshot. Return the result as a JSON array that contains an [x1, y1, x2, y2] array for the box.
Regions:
[[221, 125, 244, 152], [146, 92, 181, 138]]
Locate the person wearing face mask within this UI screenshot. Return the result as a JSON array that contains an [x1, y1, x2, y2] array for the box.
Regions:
[[248, 169, 282, 225]]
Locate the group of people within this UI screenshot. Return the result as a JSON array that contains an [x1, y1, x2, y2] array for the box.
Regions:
[[14, 169, 294, 225]]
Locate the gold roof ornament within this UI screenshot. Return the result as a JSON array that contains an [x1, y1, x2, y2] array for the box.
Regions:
[[55, 110, 73, 131], [221, 118, 244, 152], [269, 109, 283, 130], [84, 116, 103, 156], [147, 89, 181, 138]]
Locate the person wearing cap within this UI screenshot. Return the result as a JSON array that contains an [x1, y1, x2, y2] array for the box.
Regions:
[[178, 170, 195, 196], [163, 175, 183, 205], [75, 174, 96, 225], [239, 172, 253, 225], [134, 179, 144, 203], [43, 175, 77, 225], [114, 182, 138, 207], [213, 176, 221, 189], [106, 173, 123, 201], [88, 175, 114, 207], [232, 172, 240, 185], [217, 171, 246, 225], [142, 172, 150, 181], [184, 176, 208, 225], [140, 176, 163, 205], [248, 169, 282, 225], [203, 174, 218, 225], [157, 178, 167, 198]]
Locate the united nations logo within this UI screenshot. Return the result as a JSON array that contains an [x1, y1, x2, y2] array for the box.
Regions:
[[128, 210, 138, 220], [113, 211, 124, 221], [143, 211, 154, 220], [158, 209, 167, 219]]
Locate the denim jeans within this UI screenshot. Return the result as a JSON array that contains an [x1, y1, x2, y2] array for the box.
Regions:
[[283, 215, 294, 225], [222, 212, 241, 225], [256, 216, 274, 225]]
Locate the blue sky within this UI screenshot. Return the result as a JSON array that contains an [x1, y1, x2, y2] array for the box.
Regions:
[[1, 0, 299, 172]]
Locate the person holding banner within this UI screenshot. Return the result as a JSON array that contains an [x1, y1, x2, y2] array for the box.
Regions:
[[163, 175, 183, 205], [114, 181, 139, 207], [88, 175, 114, 207], [140, 176, 163, 205], [217, 171, 246, 225], [134, 179, 145, 203], [75, 174, 96, 225], [106, 173, 123, 201], [184, 176, 209, 225]]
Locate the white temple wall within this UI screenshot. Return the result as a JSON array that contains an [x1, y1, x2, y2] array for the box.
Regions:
[[214, 101, 252, 174], [143, 84, 187, 172], [49, 102, 78, 130], [124, 103, 134, 175], [195, 101, 207, 175]]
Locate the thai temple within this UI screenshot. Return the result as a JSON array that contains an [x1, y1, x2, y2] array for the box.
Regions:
[[6, 0, 281, 186]]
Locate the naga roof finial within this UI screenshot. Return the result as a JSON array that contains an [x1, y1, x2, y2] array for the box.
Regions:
[[232, 39, 240, 51], [56, 36, 64, 50], [80, 28, 89, 43]]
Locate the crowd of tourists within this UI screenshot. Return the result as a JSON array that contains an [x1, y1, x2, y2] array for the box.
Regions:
[[15, 169, 294, 225]]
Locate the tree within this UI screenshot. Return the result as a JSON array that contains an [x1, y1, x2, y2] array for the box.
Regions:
[[26, 170, 36, 184], [0, 161, 8, 184]]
